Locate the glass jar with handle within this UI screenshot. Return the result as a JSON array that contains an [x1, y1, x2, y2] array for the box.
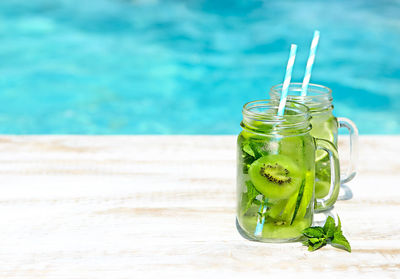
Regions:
[[270, 83, 358, 210], [236, 99, 340, 242]]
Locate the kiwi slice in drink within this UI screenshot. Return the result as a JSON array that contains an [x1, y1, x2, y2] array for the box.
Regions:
[[249, 154, 301, 199]]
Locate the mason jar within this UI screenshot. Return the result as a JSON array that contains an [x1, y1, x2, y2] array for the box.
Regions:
[[270, 83, 358, 209], [236, 99, 340, 242]]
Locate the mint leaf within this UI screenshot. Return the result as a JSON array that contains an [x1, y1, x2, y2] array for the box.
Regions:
[[309, 237, 321, 244], [336, 215, 342, 233], [241, 141, 260, 174], [302, 236, 327, 252], [323, 216, 336, 238], [246, 181, 260, 200], [302, 226, 325, 238], [331, 215, 351, 252], [308, 239, 327, 251], [249, 142, 267, 159], [331, 231, 351, 252], [241, 149, 256, 174], [244, 181, 261, 212], [242, 143, 255, 158], [242, 164, 250, 174], [242, 153, 254, 174], [302, 215, 351, 253]]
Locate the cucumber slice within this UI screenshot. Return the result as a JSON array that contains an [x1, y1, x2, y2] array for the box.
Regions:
[[281, 192, 298, 222], [294, 171, 314, 221]]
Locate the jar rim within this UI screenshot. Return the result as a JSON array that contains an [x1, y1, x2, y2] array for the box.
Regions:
[[271, 82, 332, 95], [243, 99, 310, 120], [241, 99, 311, 135], [270, 83, 333, 112]]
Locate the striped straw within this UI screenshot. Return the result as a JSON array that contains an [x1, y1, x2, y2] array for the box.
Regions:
[[277, 44, 298, 116], [254, 202, 267, 237], [301, 30, 320, 96], [254, 44, 297, 237]]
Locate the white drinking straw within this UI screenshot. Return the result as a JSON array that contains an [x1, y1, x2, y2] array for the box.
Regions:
[[254, 44, 298, 237], [277, 44, 298, 116], [301, 30, 320, 96], [254, 201, 267, 237]]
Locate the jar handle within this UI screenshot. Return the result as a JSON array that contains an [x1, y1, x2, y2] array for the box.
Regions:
[[337, 117, 359, 184], [314, 138, 340, 212]]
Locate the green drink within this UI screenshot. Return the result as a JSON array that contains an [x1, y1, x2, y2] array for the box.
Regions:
[[236, 100, 340, 242], [270, 83, 358, 210], [311, 111, 337, 199]]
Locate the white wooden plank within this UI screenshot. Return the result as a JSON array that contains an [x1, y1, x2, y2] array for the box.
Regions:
[[0, 136, 398, 278]]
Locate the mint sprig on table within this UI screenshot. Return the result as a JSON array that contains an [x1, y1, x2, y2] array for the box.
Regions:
[[302, 216, 351, 252]]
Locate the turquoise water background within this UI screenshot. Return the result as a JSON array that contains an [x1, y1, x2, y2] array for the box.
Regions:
[[0, 0, 399, 134]]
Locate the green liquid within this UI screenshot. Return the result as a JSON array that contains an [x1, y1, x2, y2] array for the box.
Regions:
[[236, 130, 315, 242], [309, 112, 338, 199]]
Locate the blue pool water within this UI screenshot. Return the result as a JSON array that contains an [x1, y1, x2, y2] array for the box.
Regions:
[[0, 0, 399, 134]]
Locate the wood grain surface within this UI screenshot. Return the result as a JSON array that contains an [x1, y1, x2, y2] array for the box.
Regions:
[[0, 135, 399, 278]]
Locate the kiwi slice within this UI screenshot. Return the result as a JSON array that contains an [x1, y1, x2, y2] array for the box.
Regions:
[[249, 154, 301, 199]]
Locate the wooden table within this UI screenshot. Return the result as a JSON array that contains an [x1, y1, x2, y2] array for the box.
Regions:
[[1, 136, 399, 278]]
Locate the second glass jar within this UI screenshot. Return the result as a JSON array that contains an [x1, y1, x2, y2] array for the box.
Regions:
[[270, 83, 358, 209]]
